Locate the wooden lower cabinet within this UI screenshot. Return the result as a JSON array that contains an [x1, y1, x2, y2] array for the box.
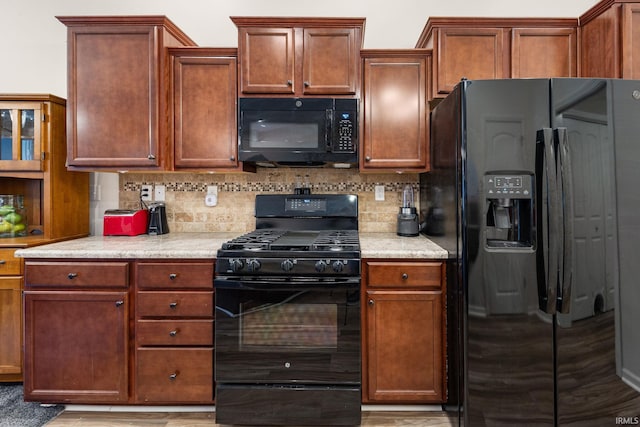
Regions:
[[362, 260, 446, 403], [22, 260, 130, 403], [0, 249, 23, 382], [23, 291, 129, 403], [134, 260, 215, 404]]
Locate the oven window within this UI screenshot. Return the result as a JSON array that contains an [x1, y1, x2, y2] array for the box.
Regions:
[[240, 303, 337, 348]]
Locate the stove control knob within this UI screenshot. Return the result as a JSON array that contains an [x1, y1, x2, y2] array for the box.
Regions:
[[332, 260, 344, 273], [229, 259, 244, 272], [247, 259, 261, 272], [315, 260, 327, 273], [281, 259, 295, 272]]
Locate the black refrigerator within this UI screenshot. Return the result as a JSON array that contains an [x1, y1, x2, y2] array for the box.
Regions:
[[420, 78, 640, 426]]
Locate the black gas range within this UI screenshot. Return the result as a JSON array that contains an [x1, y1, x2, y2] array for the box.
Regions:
[[214, 194, 362, 426]]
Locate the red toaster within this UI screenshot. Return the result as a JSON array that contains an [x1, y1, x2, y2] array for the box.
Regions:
[[103, 209, 149, 236]]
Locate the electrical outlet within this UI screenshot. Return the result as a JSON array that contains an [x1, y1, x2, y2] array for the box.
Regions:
[[374, 185, 385, 201], [154, 185, 165, 202], [141, 184, 153, 202], [207, 185, 218, 195]]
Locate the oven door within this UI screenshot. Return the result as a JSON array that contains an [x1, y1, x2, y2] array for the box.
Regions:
[[214, 277, 361, 385]]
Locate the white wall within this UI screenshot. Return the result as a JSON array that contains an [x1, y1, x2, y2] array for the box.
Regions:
[[1, 0, 600, 235]]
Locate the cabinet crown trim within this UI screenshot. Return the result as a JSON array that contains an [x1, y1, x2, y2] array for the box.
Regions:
[[56, 15, 197, 46]]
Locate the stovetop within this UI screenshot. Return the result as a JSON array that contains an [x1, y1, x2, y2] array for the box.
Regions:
[[221, 229, 360, 252]]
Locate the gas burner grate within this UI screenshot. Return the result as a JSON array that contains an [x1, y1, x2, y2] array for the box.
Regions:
[[311, 230, 360, 251], [221, 230, 287, 250]]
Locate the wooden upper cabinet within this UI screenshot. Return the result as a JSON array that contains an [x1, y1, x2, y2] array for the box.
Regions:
[[232, 17, 364, 97], [416, 18, 578, 99], [580, 0, 640, 79], [57, 16, 196, 171], [511, 27, 577, 78], [361, 50, 430, 171], [169, 48, 252, 172]]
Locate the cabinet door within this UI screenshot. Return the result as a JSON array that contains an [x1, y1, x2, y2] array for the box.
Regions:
[[621, 3, 640, 78], [238, 27, 295, 94], [173, 55, 239, 169], [362, 53, 428, 170], [0, 102, 42, 171], [23, 291, 129, 403], [512, 28, 577, 78], [0, 278, 22, 378], [302, 28, 358, 95], [580, 6, 620, 77], [66, 25, 163, 169], [435, 27, 507, 96], [365, 290, 444, 402]]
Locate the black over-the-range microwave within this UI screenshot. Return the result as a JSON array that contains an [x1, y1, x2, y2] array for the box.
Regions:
[[238, 97, 358, 167]]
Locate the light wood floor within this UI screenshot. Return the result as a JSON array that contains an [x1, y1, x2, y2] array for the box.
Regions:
[[45, 410, 456, 426]]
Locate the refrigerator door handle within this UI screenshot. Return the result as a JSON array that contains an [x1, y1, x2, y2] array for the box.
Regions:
[[555, 127, 574, 314], [535, 128, 560, 314]]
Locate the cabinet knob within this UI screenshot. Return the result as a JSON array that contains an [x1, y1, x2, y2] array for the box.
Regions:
[[169, 330, 178, 337], [368, 299, 375, 306], [169, 273, 177, 280], [402, 273, 409, 280], [230, 156, 235, 161], [304, 81, 310, 87], [147, 154, 156, 160], [365, 156, 371, 162], [115, 300, 124, 307], [67, 273, 78, 279], [286, 80, 293, 86], [0, 260, 6, 265], [169, 302, 178, 309], [169, 373, 178, 381]]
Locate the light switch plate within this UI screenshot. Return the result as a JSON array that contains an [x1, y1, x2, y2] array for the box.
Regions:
[[154, 185, 165, 202], [374, 185, 385, 201]]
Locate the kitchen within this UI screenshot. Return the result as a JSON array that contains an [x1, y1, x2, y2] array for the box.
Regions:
[[2, 0, 640, 426]]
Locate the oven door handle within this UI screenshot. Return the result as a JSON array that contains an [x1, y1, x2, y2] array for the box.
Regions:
[[214, 277, 361, 291]]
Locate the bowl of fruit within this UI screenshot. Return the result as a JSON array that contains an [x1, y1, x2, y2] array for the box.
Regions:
[[0, 195, 27, 238]]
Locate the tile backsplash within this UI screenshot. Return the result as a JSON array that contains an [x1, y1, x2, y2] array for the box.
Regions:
[[120, 168, 419, 233]]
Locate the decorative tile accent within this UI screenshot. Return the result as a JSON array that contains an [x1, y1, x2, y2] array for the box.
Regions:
[[119, 169, 421, 233]]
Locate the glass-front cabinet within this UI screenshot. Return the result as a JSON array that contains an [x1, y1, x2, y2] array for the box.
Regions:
[[0, 102, 42, 171]]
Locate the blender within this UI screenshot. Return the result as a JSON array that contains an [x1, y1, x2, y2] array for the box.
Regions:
[[396, 185, 420, 236]]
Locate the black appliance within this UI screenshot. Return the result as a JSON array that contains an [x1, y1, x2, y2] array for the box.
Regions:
[[238, 97, 358, 167], [421, 78, 640, 426], [147, 202, 169, 235], [214, 194, 361, 426]]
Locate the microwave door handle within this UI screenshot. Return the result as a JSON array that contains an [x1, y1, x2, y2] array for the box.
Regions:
[[555, 127, 574, 314], [326, 109, 333, 150], [535, 128, 559, 315]]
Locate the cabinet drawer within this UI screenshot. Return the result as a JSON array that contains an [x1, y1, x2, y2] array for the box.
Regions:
[[365, 261, 443, 289], [135, 348, 213, 403], [0, 249, 21, 276], [25, 261, 129, 288], [137, 291, 213, 318], [136, 319, 213, 346], [137, 262, 214, 289]]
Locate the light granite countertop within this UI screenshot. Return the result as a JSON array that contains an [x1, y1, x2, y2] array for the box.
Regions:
[[14, 232, 448, 260]]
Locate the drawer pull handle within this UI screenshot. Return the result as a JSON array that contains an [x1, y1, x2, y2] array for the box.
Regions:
[[169, 330, 178, 337], [402, 273, 409, 280], [368, 299, 374, 306], [0, 260, 6, 265], [169, 273, 177, 280], [115, 300, 124, 307], [169, 302, 178, 309], [68, 273, 78, 279], [169, 373, 178, 381]]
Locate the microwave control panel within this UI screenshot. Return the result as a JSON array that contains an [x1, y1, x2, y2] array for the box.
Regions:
[[332, 110, 357, 153]]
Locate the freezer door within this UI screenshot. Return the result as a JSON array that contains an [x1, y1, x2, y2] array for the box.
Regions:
[[463, 79, 555, 426], [551, 78, 640, 425]]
